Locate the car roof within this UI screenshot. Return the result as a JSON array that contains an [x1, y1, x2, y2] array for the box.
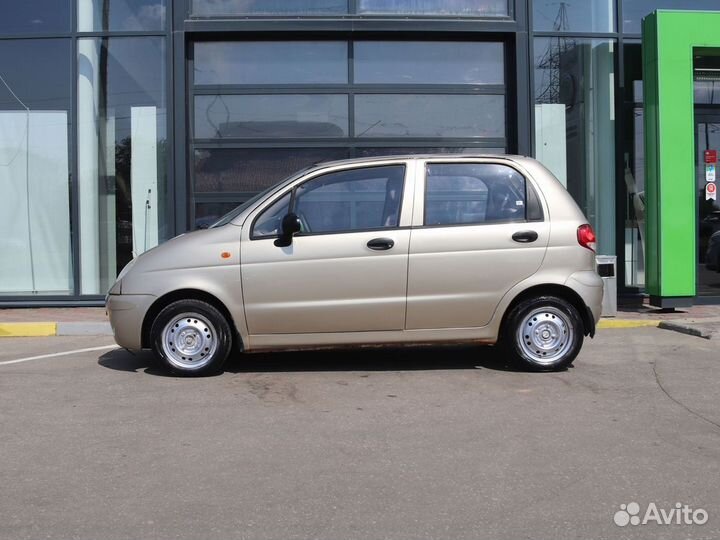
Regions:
[[311, 154, 530, 169]]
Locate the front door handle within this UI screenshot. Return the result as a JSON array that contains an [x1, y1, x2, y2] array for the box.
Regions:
[[512, 230, 539, 243], [367, 238, 395, 251]]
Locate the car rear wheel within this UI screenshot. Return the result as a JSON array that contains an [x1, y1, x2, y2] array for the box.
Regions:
[[503, 295, 584, 371], [150, 299, 232, 376]]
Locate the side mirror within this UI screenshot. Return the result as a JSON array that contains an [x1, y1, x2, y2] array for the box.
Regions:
[[274, 213, 302, 247]]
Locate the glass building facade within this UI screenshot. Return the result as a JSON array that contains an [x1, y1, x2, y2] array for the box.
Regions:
[[0, 0, 699, 304]]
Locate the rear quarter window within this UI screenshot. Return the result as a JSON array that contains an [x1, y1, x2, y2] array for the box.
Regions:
[[425, 163, 536, 226]]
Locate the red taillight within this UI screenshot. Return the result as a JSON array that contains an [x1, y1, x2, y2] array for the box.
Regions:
[[577, 224, 597, 252]]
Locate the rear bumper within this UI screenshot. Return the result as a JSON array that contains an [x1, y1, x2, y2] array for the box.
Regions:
[[565, 270, 604, 335], [106, 293, 156, 351]]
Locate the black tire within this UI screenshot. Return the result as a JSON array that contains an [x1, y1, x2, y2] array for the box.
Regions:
[[150, 299, 233, 376], [502, 295, 584, 372]]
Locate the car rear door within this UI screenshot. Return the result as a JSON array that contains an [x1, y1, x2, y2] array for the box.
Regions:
[[406, 159, 550, 329], [240, 161, 415, 335]]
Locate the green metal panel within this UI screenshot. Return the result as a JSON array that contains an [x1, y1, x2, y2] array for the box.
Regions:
[[642, 10, 720, 305]]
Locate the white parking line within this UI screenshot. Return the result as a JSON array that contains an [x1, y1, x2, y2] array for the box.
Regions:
[[0, 345, 117, 366]]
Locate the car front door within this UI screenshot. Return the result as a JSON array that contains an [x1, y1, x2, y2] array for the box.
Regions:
[[406, 160, 550, 329], [240, 161, 414, 335]]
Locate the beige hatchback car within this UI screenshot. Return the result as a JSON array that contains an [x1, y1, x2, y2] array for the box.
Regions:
[[107, 155, 603, 376]]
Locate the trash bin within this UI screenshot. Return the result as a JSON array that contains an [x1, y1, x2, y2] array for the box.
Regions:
[[596, 255, 617, 317]]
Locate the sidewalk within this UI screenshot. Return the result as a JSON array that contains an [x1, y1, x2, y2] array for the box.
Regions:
[[614, 301, 720, 339], [0, 301, 719, 338]]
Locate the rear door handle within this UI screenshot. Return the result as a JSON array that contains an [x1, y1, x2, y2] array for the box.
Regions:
[[512, 230, 539, 243], [367, 238, 395, 251]]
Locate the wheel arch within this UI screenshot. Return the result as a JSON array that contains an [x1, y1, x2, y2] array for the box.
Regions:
[[499, 284, 595, 338], [141, 289, 241, 349]]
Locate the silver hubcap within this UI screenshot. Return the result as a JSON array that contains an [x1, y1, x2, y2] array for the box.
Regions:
[[161, 313, 217, 370], [516, 306, 574, 365]]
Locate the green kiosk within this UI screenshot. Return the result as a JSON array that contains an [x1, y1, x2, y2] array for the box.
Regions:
[[643, 10, 720, 307]]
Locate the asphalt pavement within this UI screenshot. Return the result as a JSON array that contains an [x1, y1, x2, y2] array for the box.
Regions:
[[0, 329, 718, 540]]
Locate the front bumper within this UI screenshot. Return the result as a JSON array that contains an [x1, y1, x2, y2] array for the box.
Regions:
[[106, 293, 156, 351]]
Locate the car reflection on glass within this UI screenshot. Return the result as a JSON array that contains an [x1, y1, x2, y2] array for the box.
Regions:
[[706, 230, 720, 271]]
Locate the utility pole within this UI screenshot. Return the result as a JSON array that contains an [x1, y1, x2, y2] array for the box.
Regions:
[[536, 2, 574, 104]]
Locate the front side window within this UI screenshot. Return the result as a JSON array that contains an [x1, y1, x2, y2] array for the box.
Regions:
[[425, 163, 527, 226], [253, 165, 405, 237]]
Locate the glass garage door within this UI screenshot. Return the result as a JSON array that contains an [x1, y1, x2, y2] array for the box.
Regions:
[[189, 40, 508, 228]]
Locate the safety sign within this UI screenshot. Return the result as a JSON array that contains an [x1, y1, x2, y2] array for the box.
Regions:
[[707, 182, 717, 201]]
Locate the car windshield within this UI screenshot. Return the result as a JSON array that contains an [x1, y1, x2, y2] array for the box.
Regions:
[[209, 165, 315, 228]]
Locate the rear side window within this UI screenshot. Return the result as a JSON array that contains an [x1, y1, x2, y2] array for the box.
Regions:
[[425, 163, 537, 226]]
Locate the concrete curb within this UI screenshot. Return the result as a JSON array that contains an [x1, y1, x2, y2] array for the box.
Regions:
[[596, 319, 661, 329], [0, 322, 112, 337], [0, 323, 57, 337], [0, 319, 656, 337], [658, 320, 716, 340]]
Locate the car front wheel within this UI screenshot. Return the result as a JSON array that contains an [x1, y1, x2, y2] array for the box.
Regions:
[[150, 299, 233, 376], [503, 295, 584, 371]]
